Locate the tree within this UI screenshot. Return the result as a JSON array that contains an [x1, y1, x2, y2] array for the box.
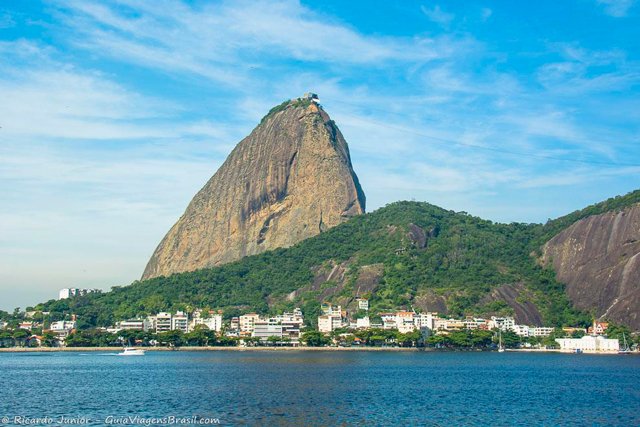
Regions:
[[12, 329, 29, 347], [42, 331, 57, 347], [158, 330, 183, 347], [267, 335, 280, 346], [301, 331, 329, 347]]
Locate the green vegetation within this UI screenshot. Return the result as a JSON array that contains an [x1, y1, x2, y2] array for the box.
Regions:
[[260, 98, 313, 124], [31, 196, 639, 329]]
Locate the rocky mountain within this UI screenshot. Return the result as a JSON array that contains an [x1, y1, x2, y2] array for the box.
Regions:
[[142, 96, 365, 280], [541, 203, 640, 329]]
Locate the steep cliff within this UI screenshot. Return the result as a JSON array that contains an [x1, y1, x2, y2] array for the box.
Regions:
[[142, 98, 365, 280], [541, 204, 640, 329]]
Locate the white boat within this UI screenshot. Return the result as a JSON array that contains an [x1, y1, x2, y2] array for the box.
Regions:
[[498, 331, 505, 352], [619, 333, 632, 354], [117, 347, 146, 356]]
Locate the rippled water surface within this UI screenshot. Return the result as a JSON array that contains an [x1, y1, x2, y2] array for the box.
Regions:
[[2, 351, 639, 426]]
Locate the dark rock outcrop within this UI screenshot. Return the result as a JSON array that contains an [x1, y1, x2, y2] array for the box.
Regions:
[[142, 98, 365, 280], [541, 204, 640, 329]]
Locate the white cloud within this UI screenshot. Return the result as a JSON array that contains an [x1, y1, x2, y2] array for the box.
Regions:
[[421, 5, 455, 27], [54, 0, 460, 87], [595, 0, 637, 17], [480, 8, 493, 21]]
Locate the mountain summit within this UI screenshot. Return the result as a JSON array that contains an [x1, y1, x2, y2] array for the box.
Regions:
[[142, 95, 366, 280]]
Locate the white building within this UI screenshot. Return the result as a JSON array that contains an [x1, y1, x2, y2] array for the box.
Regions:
[[119, 319, 152, 332], [357, 299, 369, 311], [356, 317, 370, 329], [512, 324, 530, 337], [50, 320, 76, 335], [530, 327, 554, 337], [0, 321, 7, 330], [489, 316, 516, 331], [433, 318, 465, 331], [252, 309, 304, 344], [155, 312, 172, 333], [58, 288, 101, 300], [172, 311, 189, 333], [239, 314, 261, 334], [318, 314, 342, 333], [190, 311, 223, 332], [414, 313, 435, 331], [556, 335, 619, 353]]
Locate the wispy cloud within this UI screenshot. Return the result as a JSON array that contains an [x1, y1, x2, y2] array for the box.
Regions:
[[421, 4, 455, 27], [55, 0, 463, 88], [595, 0, 637, 17]]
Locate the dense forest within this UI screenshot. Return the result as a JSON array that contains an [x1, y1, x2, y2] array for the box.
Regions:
[[31, 190, 640, 330]]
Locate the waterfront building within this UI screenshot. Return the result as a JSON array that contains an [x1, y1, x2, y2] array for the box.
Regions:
[[0, 321, 7, 329], [356, 317, 370, 329], [529, 327, 554, 337], [415, 313, 435, 331], [119, 318, 152, 332], [230, 317, 240, 331], [512, 324, 530, 337], [240, 313, 260, 334], [155, 312, 172, 333], [489, 316, 516, 331], [58, 288, 101, 300], [433, 318, 465, 331], [395, 312, 416, 333], [50, 320, 76, 336], [318, 314, 342, 333], [190, 310, 223, 332], [172, 311, 189, 333], [462, 317, 487, 330], [556, 335, 619, 353]]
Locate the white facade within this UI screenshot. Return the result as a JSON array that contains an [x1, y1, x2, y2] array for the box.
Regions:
[[356, 317, 370, 329], [240, 314, 260, 334], [530, 327, 554, 337], [50, 320, 76, 335], [556, 335, 619, 353], [155, 312, 172, 333], [172, 311, 189, 333], [358, 299, 369, 310], [512, 324, 530, 337], [58, 288, 101, 300], [119, 319, 152, 332], [190, 310, 223, 332], [489, 316, 516, 331], [0, 321, 7, 330], [415, 313, 435, 331], [318, 315, 342, 333]]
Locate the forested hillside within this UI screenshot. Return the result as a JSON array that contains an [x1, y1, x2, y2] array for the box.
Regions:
[[34, 198, 622, 329]]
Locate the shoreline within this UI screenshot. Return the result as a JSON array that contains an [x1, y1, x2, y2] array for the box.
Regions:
[[0, 346, 432, 352], [0, 347, 632, 354]]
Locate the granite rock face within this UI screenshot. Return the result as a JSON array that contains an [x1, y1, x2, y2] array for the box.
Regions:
[[541, 204, 640, 329], [142, 99, 365, 280]]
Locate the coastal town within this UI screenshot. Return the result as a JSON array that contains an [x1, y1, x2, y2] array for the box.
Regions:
[[0, 288, 635, 354]]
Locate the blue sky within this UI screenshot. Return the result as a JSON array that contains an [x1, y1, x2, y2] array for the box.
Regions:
[[1, 0, 639, 310]]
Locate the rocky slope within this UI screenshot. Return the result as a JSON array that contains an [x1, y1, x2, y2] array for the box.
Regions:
[[142, 98, 365, 280], [541, 203, 640, 329]]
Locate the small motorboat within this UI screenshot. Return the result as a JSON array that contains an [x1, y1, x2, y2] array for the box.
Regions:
[[117, 347, 146, 356]]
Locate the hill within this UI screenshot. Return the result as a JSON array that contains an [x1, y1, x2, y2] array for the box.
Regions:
[[34, 200, 597, 329]]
